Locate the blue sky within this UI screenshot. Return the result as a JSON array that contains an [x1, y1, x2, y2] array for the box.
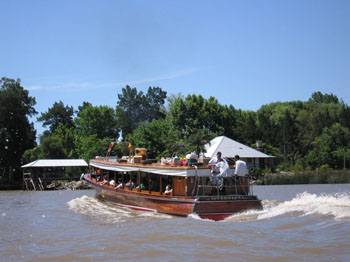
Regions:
[[1, 0, 349, 136]]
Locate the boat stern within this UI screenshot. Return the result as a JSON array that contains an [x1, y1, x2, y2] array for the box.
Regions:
[[193, 195, 263, 221]]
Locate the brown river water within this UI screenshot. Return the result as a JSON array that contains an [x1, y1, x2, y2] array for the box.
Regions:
[[1, 184, 350, 262]]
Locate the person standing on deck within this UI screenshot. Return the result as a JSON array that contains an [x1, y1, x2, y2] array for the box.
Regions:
[[233, 155, 249, 194], [208, 152, 227, 187], [208, 152, 227, 172], [215, 159, 230, 190], [233, 155, 248, 177]]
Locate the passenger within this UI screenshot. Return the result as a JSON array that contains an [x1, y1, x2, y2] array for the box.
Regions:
[[125, 180, 135, 189], [208, 151, 227, 175], [109, 179, 116, 186], [114, 178, 122, 189], [233, 155, 249, 194], [164, 185, 173, 195], [215, 159, 230, 190], [99, 175, 108, 186], [136, 183, 146, 190], [233, 155, 248, 177]]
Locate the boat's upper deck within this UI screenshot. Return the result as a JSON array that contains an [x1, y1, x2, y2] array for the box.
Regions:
[[90, 158, 219, 177]]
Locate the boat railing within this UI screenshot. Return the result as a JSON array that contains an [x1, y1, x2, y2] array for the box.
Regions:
[[195, 176, 253, 197]]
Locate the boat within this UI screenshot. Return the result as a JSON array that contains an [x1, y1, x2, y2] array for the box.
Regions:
[[83, 148, 263, 221]]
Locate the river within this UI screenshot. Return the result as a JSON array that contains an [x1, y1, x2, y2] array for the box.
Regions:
[[1, 184, 349, 262]]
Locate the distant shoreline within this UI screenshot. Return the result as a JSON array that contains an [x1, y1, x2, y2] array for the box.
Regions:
[[257, 170, 350, 185]]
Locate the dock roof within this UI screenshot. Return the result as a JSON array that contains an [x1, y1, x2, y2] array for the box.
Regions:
[[21, 159, 88, 168]]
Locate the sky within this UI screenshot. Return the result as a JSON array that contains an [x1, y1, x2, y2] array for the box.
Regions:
[[1, 0, 349, 136]]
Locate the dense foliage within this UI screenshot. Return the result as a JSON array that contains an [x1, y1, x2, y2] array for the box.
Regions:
[[2, 77, 350, 187], [0, 78, 37, 182]]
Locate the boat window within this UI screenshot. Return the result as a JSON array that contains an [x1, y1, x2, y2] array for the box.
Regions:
[[140, 172, 148, 190], [116, 172, 122, 185], [130, 172, 137, 187], [162, 175, 172, 192], [150, 174, 160, 192]]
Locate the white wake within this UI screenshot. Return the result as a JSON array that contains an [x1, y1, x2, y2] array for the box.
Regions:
[[67, 195, 172, 223], [224, 192, 350, 222]]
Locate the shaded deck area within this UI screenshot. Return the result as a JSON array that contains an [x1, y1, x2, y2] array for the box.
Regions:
[[21, 159, 88, 190]]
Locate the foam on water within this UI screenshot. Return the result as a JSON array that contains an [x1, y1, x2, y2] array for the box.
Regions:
[[67, 195, 172, 223], [68, 192, 350, 223], [224, 192, 350, 222]]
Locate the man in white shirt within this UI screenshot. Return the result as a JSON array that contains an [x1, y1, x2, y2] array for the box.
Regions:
[[215, 159, 230, 190], [208, 152, 228, 190], [234, 155, 248, 177], [208, 152, 227, 172]]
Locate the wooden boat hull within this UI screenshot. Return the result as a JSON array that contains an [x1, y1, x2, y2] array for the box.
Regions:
[[84, 174, 262, 221]]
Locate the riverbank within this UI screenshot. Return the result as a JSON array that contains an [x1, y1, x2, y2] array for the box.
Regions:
[[258, 169, 350, 185]]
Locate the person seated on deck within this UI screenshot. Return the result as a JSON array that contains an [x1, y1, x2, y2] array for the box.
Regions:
[[99, 175, 108, 186], [116, 183, 124, 189], [124, 180, 135, 189], [136, 183, 146, 190], [109, 179, 116, 186], [164, 185, 173, 195]]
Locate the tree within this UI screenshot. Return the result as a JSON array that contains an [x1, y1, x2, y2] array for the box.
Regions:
[[128, 119, 178, 159], [54, 123, 78, 158], [144, 87, 167, 121], [269, 103, 298, 163], [184, 128, 212, 157], [74, 134, 111, 163], [75, 103, 119, 139], [37, 101, 74, 133], [317, 123, 350, 169], [234, 110, 258, 145], [169, 94, 207, 138], [0, 77, 37, 177], [40, 135, 67, 159], [116, 85, 167, 136], [309, 91, 340, 104]]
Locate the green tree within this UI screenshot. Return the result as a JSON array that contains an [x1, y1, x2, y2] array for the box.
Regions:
[[184, 128, 212, 157], [75, 134, 111, 162], [37, 101, 74, 133], [128, 119, 178, 159], [40, 135, 67, 159], [116, 85, 167, 136], [75, 103, 119, 139], [144, 87, 167, 121], [54, 123, 77, 158], [318, 123, 350, 168], [234, 110, 258, 145], [169, 94, 208, 138], [0, 77, 37, 176], [310, 91, 340, 104], [269, 103, 298, 163]]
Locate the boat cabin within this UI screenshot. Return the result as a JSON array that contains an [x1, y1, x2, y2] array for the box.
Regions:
[[89, 158, 250, 197]]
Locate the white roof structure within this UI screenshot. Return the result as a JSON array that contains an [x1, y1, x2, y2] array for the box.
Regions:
[[90, 160, 219, 177], [204, 136, 273, 159], [22, 159, 88, 168]]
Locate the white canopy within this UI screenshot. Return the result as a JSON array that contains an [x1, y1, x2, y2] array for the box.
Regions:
[[22, 159, 88, 168], [204, 136, 273, 159], [89, 161, 221, 177]]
